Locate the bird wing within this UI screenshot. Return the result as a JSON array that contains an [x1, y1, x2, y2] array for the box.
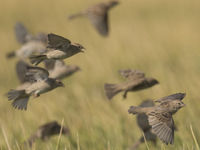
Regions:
[[118, 69, 145, 81], [87, 9, 109, 36], [47, 33, 71, 50], [15, 60, 30, 83], [14, 22, 29, 44], [25, 66, 49, 82], [148, 111, 174, 145], [155, 93, 186, 103], [44, 60, 66, 70]]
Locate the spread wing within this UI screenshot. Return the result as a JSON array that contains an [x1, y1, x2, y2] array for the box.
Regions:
[[15, 60, 30, 83], [155, 93, 186, 103], [118, 69, 145, 80], [25, 66, 49, 82], [148, 111, 174, 145], [14, 22, 29, 44], [87, 10, 109, 36], [44, 60, 66, 70], [47, 33, 71, 50]]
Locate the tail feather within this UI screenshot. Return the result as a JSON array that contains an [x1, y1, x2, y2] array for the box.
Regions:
[[12, 97, 29, 110], [6, 89, 29, 110], [7, 89, 26, 101], [128, 106, 141, 115], [6, 51, 16, 58], [68, 13, 84, 20], [104, 83, 122, 100], [29, 55, 47, 65], [24, 133, 38, 148], [130, 139, 142, 150]]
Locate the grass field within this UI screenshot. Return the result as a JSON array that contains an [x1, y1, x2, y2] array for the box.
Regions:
[[0, 0, 200, 149]]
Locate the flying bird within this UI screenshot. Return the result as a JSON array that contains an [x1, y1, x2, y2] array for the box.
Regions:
[[130, 100, 157, 150], [44, 60, 80, 80], [29, 33, 85, 65], [68, 0, 119, 37], [24, 121, 69, 147], [128, 93, 186, 145], [6, 22, 48, 59], [104, 69, 159, 100], [6, 66, 64, 110]]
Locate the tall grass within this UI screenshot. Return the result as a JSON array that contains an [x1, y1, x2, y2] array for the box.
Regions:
[[0, 0, 200, 149]]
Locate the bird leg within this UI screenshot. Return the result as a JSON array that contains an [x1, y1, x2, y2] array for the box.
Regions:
[[123, 91, 128, 99]]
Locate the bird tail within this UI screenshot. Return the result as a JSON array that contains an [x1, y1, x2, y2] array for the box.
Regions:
[[129, 139, 142, 150], [29, 55, 47, 65], [128, 106, 145, 115], [68, 13, 84, 20], [7, 89, 26, 100], [104, 83, 122, 100], [7, 89, 29, 110], [24, 134, 38, 148], [6, 51, 16, 58]]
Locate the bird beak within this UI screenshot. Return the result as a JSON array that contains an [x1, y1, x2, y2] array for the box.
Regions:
[[80, 47, 85, 53], [181, 103, 186, 107]]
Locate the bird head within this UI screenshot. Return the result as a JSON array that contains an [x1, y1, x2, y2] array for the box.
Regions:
[[171, 100, 185, 109], [108, 1, 119, 8], [55, 79, 64, 87], [74, 43, 85, 53], [147, 78, 159, 86]]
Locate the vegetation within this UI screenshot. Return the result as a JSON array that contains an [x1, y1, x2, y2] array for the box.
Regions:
[[0, 0, 200, 149]]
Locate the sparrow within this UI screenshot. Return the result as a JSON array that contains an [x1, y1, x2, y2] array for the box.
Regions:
[[29, 33, 85, 65], [6, 22, 48, 59], [6, 66, 64, 110], [68, 0, 119, 37], [104, 69, 159, 100], [44, 60, 80, 80], [128, 93, 186, 145], [24, 121, 69, 147], [130, 100, 157, 150]]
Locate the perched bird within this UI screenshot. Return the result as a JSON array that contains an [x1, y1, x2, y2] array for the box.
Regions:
[[130, 100, 157, 150], [29, 33, 85, 65], [128, 93, 186, 145], [104, 69, 159, 100], [24, 121, 69, 147], [6, 66, 64, 110], [44, 60, 80, 80], [68, 0, 119, 37], [6, 22, 48, 59]]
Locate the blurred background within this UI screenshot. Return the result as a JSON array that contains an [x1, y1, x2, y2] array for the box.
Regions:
[[1, 0, 200, 149]]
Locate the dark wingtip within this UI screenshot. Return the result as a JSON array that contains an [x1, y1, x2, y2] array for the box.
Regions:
[[6, 51, 15, 58]]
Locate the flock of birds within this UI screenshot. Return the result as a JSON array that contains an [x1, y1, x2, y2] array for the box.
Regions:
[[5, 0, 187, 149]]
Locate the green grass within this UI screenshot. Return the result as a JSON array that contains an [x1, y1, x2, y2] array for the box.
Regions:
[[0, 0, 200, 149]]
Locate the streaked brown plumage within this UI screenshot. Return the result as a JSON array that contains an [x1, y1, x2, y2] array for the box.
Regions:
[[6, 66, 64, 110], [130, 100, 157, 150], [44, 60, 80, 80], [128, 93, 186, 145], [7, 22, 48, 59], [29, 33, 85, 65], [68, 0, 119, 37], [24, 121, 69, 147], [104, 69, 159, 100]]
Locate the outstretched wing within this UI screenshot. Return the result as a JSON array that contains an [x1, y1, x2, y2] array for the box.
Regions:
[[44, 60, 66, 71], [87, 9, 109, 36], [118, 69, 145, 80], [15, 60, 30, 83], [14, 22, 29, 44], [148, 111, 174, 145], [47, 33, 71, 50], [25, 66, 49, 82], [155, 93, 186, 103]]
